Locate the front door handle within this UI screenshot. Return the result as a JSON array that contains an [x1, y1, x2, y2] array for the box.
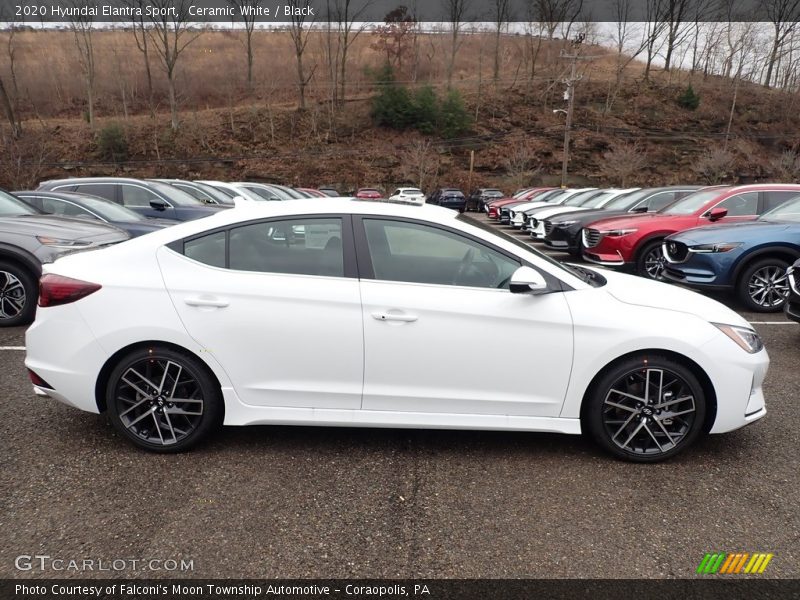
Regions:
[[371, 311, 418, 323], [184, 296, 229, 308]]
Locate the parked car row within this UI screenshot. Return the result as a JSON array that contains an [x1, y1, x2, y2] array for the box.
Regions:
[[485, 183, 800, 312]]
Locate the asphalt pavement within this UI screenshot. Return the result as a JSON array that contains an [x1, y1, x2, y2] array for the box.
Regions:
[[1, 217, 798, 579]]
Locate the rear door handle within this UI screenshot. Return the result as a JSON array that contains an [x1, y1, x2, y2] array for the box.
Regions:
[[371, 311, 418, 323], [184, 296, 230, 308]]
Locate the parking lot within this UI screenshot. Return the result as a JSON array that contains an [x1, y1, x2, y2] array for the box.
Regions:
[[1, 212, 798, 580]]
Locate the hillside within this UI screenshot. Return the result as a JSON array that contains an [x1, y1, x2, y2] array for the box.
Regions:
[[2, 28, 800, 192]]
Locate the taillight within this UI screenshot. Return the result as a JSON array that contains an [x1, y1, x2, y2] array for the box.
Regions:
[[39, 274, 101, 307]]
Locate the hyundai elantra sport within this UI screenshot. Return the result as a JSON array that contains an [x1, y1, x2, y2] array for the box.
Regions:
[[25, 199, 769, 462]]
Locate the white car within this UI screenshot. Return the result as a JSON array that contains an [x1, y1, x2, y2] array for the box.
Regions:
[[196, 181, 264, 203], [508, 188, 595, 228], [388, 187, 426, 205], [25, 199, 768, 461], [527, 189, 640, 239]]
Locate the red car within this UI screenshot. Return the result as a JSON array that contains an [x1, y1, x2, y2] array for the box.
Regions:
[[296, 187, 328, 198], [486, 188, 555, 219], [356, 188, 383, 199], [582, 184, 800, 279]]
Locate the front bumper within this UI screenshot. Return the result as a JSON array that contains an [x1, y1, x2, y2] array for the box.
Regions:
[[544, 226, 580, 251]]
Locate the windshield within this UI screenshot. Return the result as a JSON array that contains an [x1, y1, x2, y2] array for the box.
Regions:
[[760, 196, 800, 222], [563, 190, 600, 206], [148, 181, 205, 206], [0, 191, 38, 216], [457, 213, 603, 286], [661, 189, 725, 215], [538, 190, 565, 202], [581, 191, 617, 209], [79, 196, 144, 221], [604, 189, 648, 210]]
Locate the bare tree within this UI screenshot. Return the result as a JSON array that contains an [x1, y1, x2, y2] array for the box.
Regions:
[[534, 0, 583, 40], [69, 0, 97, 127], [604, 0, 648, 115], [442, 0, 471, 87], [694, 148, 736, 184], [288, 0, 317, 110], [125, 0, 155, 116], [762, 0, 800, 88], [146, 0, 203, 131], [769, 150, 800, 180], [492, 0, 511, 85], [661, 0, 692, 72], [643, 0, 668, 81], [226, 0, 262, 90], [504, 143, 541, 189], [603, 142, 647, 186], [403, 139, 437, 189], [326, 0, 373, 105]]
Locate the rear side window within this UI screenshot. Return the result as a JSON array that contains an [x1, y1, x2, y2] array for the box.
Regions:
[[185, 231, 226, 268], [764, 191, 799, 211], [73, 184, 116, 202]]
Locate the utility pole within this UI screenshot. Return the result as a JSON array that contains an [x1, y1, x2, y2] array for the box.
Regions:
[[558, 35, 601, 188]]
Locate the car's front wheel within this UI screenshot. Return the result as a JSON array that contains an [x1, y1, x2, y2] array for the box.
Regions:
[[584, 355, 707, 462], [737, 257, 790, 313], [106, 347, 223, 452], [636, 240, 666, 280], [0, 260, 37, 327]]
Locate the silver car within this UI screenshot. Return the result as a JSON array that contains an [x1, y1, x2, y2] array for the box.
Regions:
[[0, 190, 129, 327]]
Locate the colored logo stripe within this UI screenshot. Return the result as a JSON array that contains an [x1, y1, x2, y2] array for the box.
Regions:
[[698, 553, 773, 574]]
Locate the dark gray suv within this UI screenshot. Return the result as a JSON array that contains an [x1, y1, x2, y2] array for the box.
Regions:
[[0, 190, 129, 327]]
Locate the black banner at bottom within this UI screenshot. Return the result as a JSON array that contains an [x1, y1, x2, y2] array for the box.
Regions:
[[3, 579, 800, 600]]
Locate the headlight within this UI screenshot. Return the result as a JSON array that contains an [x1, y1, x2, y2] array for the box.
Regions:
[[713, 323, 764, 353], [555, 220, 578, 227], [690, 243, 742, 253], [36, 236, 93, 249], [602, 228, 638, 237]]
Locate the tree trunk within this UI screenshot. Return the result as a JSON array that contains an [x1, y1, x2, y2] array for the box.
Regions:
[[168, 72, 178, 131], [86, 74, 94, 127], [0, 76, 20, 139], [493, 27, 501, 84], [297, 51, 307, 110], [765, 36, 781, 88]]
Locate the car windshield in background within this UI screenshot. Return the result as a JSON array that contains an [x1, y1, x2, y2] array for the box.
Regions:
[[147, 181, 206, 206], [581, 192, 616, 208], [760, 196, 800, 222], [604, 190, 647, 210], [660, 189, 723, 215], [457, 214, 603, 286], [79, 196, 145, 221], [1, 191, 38, 216], [563, 191, 599, 206]]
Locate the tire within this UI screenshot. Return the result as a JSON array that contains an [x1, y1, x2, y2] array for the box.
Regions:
[[0, 259, 38, 327], [736, 257, 791, 313], [635, 240, 666, 280], [106, 346, 223, 453], [583, 354, 707, 462]]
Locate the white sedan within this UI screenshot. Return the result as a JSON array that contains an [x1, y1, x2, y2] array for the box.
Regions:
[[388, 187, 426, 205], [527, 188, 640, 239], [25, 199, 768, 461]]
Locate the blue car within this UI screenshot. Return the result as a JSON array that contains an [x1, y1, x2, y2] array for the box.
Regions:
[[663, 195, 800, 312]]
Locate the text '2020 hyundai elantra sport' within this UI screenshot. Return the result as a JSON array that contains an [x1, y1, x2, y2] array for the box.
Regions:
[[25, 199, 769, 461]]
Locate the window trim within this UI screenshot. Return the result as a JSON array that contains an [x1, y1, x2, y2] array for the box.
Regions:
[[352, 214, 542, 291], [20, 195, 103, 221], [706, 191, 761, 218], [119, 183, 174, 209], [169, 214, 358, 279]]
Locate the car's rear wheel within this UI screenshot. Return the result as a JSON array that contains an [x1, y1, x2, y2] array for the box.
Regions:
[[106, 347, 223, 452], [636, 240, 666, 280], [0, 260, 37, 327], [584, 355, 707, 462], [737, 257, 790, 313]]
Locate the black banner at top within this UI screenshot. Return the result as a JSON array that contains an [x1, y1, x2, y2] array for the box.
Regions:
[[1, 0, 796, 24]]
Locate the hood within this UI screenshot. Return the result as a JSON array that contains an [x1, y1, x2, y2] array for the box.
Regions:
[[550, 208, 627, 225], [585, 212, 667, 231], [599, 268, 751, 328], [537, 205, 594, 219], [0, 215, 129, 243], [667, 220, 793, 245]]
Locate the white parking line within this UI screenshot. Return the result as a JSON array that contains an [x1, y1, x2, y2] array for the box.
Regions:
[[0, 346, 25, 351], [750, 322, 796, 325]]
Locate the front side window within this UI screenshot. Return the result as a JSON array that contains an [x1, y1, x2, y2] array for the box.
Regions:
[[715, 192, 758, 216], [40, 198, 94, 218], [229, 218, 344, 277], [642, 191, 677, 211], [363, 219, 519, 289]]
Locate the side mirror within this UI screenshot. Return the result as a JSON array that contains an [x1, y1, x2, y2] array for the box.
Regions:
[[707, 207, 728, 221], [149, 199, 168, 211], [509, 266, 549, 294], [630, 205, 649, 213]]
